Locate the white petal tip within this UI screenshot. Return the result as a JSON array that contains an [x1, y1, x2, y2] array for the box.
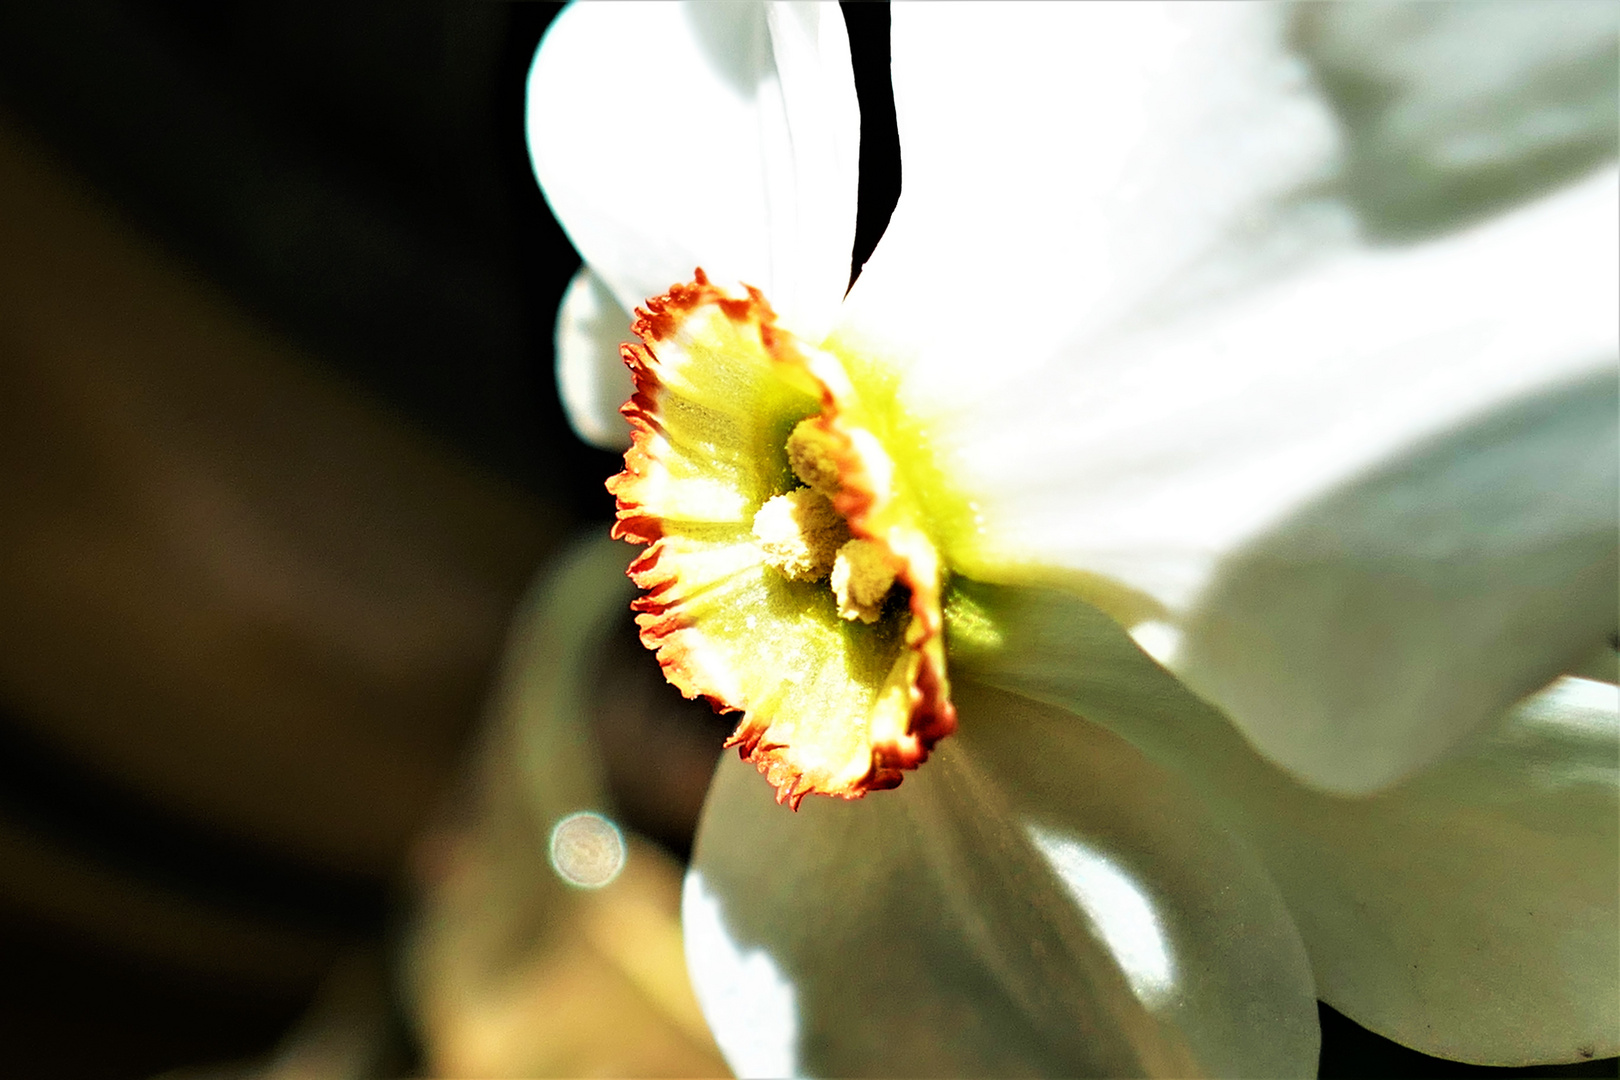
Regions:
[[555, 267, 635, 451]]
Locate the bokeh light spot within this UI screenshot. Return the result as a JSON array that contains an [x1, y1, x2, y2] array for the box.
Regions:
[[549, 810, 626, 888]]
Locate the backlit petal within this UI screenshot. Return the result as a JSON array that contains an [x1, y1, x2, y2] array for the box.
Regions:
[[927, 167, 1618, 791], [684, 678, 1319, 1078], [527, 1, 859, 339], [952, 580, 1620, 1065], [838, 1, 1347, 394], [912, 165, 1616, 605], [555, 266, 635, 450]]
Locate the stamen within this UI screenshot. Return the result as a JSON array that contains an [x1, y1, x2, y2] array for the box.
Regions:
[[752, 488, 849, 581], [832, 538, 897, 623], [786, 418, 845, 497]]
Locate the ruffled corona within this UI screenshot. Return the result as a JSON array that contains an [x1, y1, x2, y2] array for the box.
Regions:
[[608, 270, 956, 806]]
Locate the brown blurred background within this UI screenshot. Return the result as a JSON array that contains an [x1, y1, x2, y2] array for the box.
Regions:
[[0, 4, 609, 1075]]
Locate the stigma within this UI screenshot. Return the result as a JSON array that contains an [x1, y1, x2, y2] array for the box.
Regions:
[[607, 271, 955, 806]]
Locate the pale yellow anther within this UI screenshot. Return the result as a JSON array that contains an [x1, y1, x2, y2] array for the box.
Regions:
[[786, 418, 844, 497], [832, 538, 897, 623], [752, 488, 849, 581], [767, 417, 900, 620]]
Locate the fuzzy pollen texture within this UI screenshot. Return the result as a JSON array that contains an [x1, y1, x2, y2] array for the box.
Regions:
[[606, 270, 956, 807]]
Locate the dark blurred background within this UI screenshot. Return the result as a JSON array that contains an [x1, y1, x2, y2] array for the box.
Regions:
[[0, 3, 596, 1075], [0, 3, 1612, 1077]]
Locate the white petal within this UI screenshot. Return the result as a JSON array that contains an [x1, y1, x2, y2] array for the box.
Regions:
[[684, 682, 1319, 1078], [1244, 676, 1620, 1066], [554, 266, 635, 450], [952, 580, 1620, 1065], [837, 1, 1348, 388], [1173, 365, 1619, 792], [935, 166, 1616, 606], [838, 1, 1617, 793], [527, 1, 859, 339], [936, 167, 1618, 792]]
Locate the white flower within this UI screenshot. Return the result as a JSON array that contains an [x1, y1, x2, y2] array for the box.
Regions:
[[526, 2, 1618, 1074]]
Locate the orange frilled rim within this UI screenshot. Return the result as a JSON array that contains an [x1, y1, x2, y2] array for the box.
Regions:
[[606, 270, 955, 808]]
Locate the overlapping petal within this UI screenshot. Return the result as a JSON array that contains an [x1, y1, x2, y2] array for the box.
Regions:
[[951, 580, 1620, 1065], [685, 678, 1320, 1078], [1234, 674, 1620, 1066], [526, 0, 859, 342], [1174, 366, 1619, 792]]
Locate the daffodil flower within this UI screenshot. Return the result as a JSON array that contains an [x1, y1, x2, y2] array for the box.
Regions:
[[526, 2, 1618, 1074]]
